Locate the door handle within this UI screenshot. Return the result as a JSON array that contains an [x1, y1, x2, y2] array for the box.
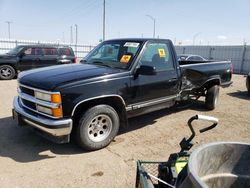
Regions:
[[168, 78, 177, 82]]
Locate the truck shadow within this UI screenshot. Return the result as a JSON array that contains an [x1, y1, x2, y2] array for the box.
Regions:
[[119, 100, 207, 135], [227, 91, 250, 100], [0, 100, 206, 163], [0, 116, 84, 163]]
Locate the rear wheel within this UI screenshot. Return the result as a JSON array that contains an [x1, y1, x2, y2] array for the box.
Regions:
[[76, 105, 120, 151], [0, 65, 16, 80], [246, 76, 250, 95], [205, 85, 220, 110]]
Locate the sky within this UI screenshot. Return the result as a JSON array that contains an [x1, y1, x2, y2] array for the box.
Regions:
[[0, 0, 250, 45]]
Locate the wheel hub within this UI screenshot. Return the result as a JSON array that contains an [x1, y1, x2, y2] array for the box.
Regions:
[[87, 114, 112, 142], [1, 68, 11, 77]]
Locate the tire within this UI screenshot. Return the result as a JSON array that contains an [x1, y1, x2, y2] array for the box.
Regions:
[[205, 85, 220, 110], [76, 105, 120, 151], [246, 76, 250, 95], [0, 65, 16, 80]]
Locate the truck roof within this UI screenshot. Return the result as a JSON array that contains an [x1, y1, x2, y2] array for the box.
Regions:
[[105, 38, 172, 43], [16, 44, 72, 48]]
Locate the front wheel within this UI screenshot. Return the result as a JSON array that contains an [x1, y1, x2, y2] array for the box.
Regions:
[[76, 105, 120, 151], [0, 65, 16, 80], [205, 85, 220, 110]]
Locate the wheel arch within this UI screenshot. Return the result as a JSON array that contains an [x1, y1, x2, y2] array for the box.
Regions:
[[72, 95, 128, 128], [0, 63, 17, 71], [201, 77, 221, 90]]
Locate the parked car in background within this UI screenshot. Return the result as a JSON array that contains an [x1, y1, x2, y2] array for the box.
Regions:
[[0, 45, 76, 80], [178, 54, 207, 62]]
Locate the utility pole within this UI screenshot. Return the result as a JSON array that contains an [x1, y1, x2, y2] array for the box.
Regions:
[[75, 24, 78, 57], [103, 0, 106, 41], [5, 21, 13, 39], [62, 32, 65, 43], [70, 26, 73, 44], [146, 15, 156, 38], [193, 32, 202, 45]]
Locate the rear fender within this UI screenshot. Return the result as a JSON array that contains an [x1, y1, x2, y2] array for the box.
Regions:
[[200, 77, 221, 90]]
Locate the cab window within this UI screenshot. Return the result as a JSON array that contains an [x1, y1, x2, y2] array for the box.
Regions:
[[59, 48, 73, 56], [43, 48, 58, 55], [23, 48, 42, 55], [24, 48, 33, 55], [34, 48, 43, 55], [139, 42, 174, 71]]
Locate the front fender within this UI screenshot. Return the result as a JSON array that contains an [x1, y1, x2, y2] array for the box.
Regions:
[[71, 94, 126, 117]]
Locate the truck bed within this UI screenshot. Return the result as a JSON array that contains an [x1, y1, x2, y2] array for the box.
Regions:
[[179, 60, 232, 90]]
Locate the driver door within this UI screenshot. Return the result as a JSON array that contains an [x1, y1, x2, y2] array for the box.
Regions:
[[18, 48, 36, 71], [130, 41, 179, 105]]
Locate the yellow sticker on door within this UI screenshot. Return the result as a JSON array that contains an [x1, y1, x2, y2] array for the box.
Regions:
[[120, 55, 131, 63], [158, 48, 166, 58]]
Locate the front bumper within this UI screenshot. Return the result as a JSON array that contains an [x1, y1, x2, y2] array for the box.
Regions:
[[13, 96, 73, 143]]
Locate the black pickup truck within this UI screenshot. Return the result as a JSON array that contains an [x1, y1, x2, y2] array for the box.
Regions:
[[13, 38, 232, 151]]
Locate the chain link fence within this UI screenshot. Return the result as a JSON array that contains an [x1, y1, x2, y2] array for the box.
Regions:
[[1, 39, 249, 74], [0, 39, 95, 59]]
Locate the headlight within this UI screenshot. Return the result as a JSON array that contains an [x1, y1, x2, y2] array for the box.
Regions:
[[35, 91, 51, 102], [36, 105, 52, 115], [35, 91, 61, 103], [36, 105, 63, 117], [35, 91, 63, 118]]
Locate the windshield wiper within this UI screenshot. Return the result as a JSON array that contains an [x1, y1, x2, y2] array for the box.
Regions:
[[92, 61, 113, 68]]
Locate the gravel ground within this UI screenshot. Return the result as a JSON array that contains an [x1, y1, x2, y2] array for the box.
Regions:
[[0, 74, 250, 188]]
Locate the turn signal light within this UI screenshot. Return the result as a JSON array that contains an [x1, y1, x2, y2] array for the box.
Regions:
[[52, 107, 63, 117], [51, 94, 62, 103]]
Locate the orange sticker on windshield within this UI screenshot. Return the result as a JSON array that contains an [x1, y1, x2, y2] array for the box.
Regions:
[[120, 55, 131, 63], [158, 48, 166, 58]]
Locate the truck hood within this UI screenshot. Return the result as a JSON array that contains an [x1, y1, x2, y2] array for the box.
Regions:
[[0, 54, 16, 60], [19, 64, 123, 90]]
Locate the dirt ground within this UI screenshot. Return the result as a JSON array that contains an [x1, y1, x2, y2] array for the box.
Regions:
[[0, 74, 250, 188]]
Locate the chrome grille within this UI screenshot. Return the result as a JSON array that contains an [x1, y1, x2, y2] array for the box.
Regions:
[[19, 86, 34, 96], [18, 84, 61, 119], [21, 98, 36, 109]]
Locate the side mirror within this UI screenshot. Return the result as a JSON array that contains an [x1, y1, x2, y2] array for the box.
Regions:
[[19, 52, 25, 58], [137, 65, 156, 76], [80, 59, 87, 63]]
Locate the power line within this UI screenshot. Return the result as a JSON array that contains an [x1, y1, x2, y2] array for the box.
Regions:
[[59, 0, 100, 22], [12, 1, 100, 28], [3, 1, 102, 42]]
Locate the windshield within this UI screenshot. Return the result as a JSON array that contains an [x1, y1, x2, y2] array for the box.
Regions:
[[7, 46, 24, 55], [82, 40, 143, 69]]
